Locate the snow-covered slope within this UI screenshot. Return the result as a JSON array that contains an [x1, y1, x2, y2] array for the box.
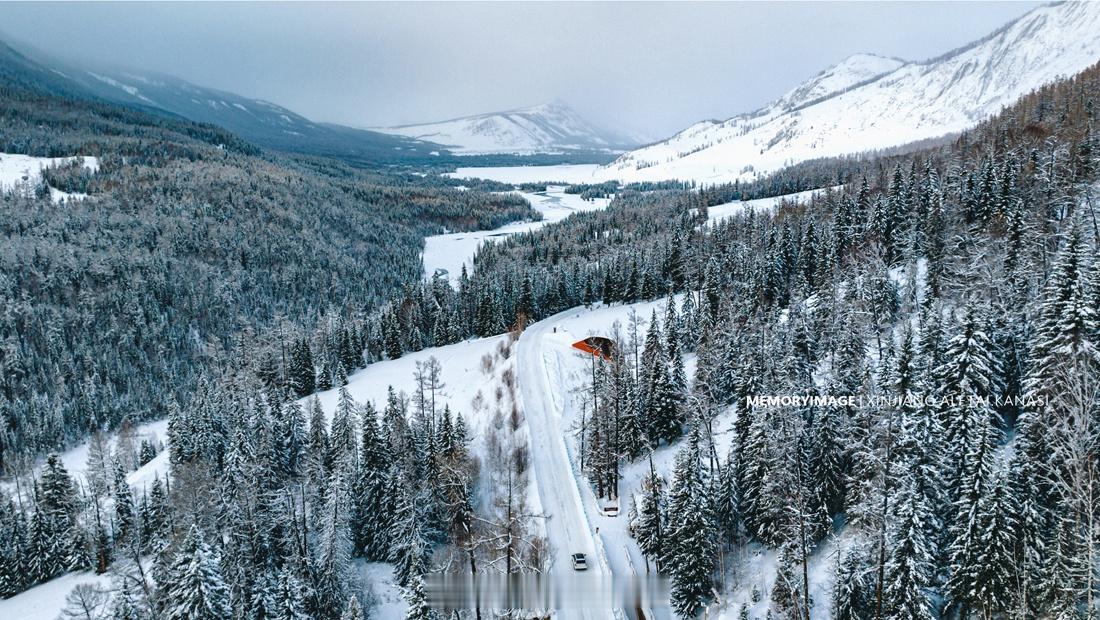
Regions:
[[376, 101, 634, 155], [0, 40, 446, 166], [422, 186, 612, 283], [771, 53, 906, 113], [600, 1, 1100, 184], [0, 152, 98, 203]]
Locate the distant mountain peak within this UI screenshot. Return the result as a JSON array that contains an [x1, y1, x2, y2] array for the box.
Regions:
[[376, 100, 637, 156], [598, 1, 1100, 185], [771, 52, 908, 114]]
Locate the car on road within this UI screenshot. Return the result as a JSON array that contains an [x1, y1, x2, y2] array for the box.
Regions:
[[571, 553, 588, 571]]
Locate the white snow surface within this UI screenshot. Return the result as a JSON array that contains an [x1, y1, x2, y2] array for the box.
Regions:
[[422, 187, 611, 283], [0, 569, 115, 620], [445, 163, 603, 185], [308, 334, 509, 457], [359, 561, 407, 620], [705, 186, 839, 225], [0, 152, 98, 203], [376, 101, 625, 155], [2, 418, 170, 511], [597, 2, 1100, 184]]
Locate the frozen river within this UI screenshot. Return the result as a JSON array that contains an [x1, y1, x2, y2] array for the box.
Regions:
[[422, 186, 610, 283]]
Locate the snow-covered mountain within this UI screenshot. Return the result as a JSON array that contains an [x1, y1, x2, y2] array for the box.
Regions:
[[0, 40, 448, 165], [598, 1, 1100, 184], [375, 101, 636, 155]]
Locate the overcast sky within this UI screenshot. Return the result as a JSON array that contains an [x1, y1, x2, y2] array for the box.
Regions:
[[0, 1, 1041, 139]]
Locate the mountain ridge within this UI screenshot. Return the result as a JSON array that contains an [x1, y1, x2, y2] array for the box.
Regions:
[[597, 1, 1100, 184], [373, 100, 638, 155], [0, 37, 480, 166]]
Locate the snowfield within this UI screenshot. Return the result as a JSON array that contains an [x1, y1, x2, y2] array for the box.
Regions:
[[422, 187, 611, 283], [705, 187, 839, 226], [0, 152, 98, 203], [445, 163, 602, 185], [0, 570, 115, 620]]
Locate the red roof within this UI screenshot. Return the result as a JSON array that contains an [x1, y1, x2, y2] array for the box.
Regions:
[[571, 336, 616, 360]]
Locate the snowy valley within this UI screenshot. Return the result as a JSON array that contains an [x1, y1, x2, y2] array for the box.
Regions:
[[2, 2, 1100, 620]]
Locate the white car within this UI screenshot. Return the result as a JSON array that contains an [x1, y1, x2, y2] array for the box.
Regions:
[[571, 553, 588, 571]]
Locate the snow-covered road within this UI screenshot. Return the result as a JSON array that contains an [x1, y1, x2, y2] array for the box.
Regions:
[[518, 304, 681, 619], [516, 311, 612, 619]]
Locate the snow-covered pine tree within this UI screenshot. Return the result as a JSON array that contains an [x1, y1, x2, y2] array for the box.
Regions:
[[330, 387, 359, 465], [631, 456, 666, 573], [403, 573, 437, 620], [713, 442, 741, 547], [339, 595, 365, 620], [109, 579, 144, 620], [315, 470, 354, 619], [665, 424, 717, 617], [806, 397, 847, 523], [770, 546, 807, 620], [353, 401, 392, 560], [289, 338, 316, 397], [967, 469, 1018, 618], [882, 471, 936, 620], [1006, 409, 1048, 617], [0, 496, 28, 597], [935, 307, 1002, 508], [113, 459, 135, 546], [637, 309, 664, 414], [307, 396, 332, 510], [276, 396, 307, 479], [944, 359, 1003, 617], [85, 430, 113, 497], [162, 525, 232, 620], [679, 290, 699, 352], [318, 355, 334, 392], [272, 566, 311, 620], [391, 484, 429, 588], [664, 293, 687, 397], [29, 453, 82, 581], [833, 548, 871, 620]]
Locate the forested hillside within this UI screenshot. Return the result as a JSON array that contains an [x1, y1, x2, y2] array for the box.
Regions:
[[340, 61, 1100, 617], [1, 31, 1098, 620], [0, 64, 535, 468]]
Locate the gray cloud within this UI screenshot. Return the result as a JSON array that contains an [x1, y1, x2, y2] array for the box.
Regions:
[[0, 1, 1040, 140]]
